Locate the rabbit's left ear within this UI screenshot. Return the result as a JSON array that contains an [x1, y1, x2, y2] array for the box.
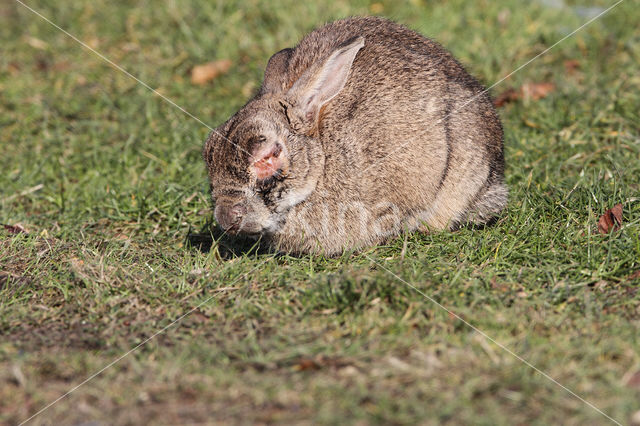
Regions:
[[286, 36, 364, 131], [260, 48, 293, 95]]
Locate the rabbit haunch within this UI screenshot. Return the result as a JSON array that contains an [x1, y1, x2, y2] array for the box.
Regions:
[[203, 16, 507, 255]]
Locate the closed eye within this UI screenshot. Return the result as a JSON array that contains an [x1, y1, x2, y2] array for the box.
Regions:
[[215, 188, 246, 198]]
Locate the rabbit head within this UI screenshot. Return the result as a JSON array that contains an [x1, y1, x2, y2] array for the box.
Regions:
[[203, 37, 365, 236]]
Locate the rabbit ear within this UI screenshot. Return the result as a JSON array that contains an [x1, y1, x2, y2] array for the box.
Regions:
[[287, 36, 364, 130], [260, 48, 293, 95]]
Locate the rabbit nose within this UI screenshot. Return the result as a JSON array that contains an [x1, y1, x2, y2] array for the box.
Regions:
[[216, 203, 246, 233]]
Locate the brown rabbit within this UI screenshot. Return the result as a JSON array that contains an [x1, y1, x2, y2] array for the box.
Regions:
[[203, 16, 507, 255]]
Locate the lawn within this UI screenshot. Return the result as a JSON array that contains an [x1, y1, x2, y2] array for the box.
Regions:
[[1, 0, 639, 424]]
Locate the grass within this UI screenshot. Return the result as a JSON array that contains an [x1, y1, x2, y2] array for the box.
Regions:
[[1, 0, 639, 424]]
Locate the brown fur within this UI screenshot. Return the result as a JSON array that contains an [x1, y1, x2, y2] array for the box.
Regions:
[[203, 17, 507, 256]]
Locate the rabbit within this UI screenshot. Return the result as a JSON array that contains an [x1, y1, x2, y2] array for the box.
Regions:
[[203, 16, 507, 256]]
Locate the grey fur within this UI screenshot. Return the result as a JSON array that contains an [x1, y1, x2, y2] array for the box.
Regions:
[[203, 16, 507, 255]]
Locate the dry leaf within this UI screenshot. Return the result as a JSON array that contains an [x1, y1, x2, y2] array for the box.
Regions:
[[598, 203, 623, 234], [293, 358, 321, 371], [523, 118, 540, 128], [627, 270, 640, 282], [490, 277, 508, 292], [2, 224, 28, 235], [521, 82, 556, 101], [292, 356, 351, 371], [191, 312, 209, 324], [34, 59, 71, 73], [563, 59, 580, 74], [494, 81, 555, 107], [493, 88, 520, 107], [52, 61, 71, 72], [87, 38, 100, 49], [10, 365, 26, 388], [7, 62, 20, 76], [25, 36, 48, 50], [191, 59, 232, 85]]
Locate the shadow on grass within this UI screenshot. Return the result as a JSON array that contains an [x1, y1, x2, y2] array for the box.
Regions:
[[186, 216, 504, 260], [452, 215, 500, 232], [186, 222, 273, 259]]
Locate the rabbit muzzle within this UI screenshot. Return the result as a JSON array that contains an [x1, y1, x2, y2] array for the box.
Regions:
[[214, 198, 281, 236], [214, 202, 246, 234]]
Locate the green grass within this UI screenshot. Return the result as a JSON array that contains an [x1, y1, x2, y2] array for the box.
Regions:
[[1, 0, 639, 424]]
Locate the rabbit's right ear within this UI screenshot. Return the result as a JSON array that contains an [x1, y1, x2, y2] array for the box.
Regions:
[[286, 36, 364, 133]]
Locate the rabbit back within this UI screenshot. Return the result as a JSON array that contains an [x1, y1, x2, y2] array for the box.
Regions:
[[270, 17, 506, 248]]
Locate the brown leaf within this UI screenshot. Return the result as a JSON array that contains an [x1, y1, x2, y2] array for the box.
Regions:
[[52, 61, 71, 72], [490, 277, 508, 292], [293, 358, 321, 371], [563, 59, 580, 74], [7, 62, 21, 75], [598, 203, 623, 234], [191, 59, 232, 85], [493, 88, 520, 107], [190, 313, 209, 324], [2, 224, 28, 235], [627, 270, 640, 282], [521, 82, 556, 101], [494, 81, 555, 107], [292, 356, 352, 371]]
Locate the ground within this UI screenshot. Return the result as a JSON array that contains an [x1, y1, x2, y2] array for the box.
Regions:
[[1, 0, 639, 424]]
